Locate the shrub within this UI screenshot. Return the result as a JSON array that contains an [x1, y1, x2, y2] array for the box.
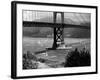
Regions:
[[38, 58, 46, 63], [23, 51, 38, 61], [23, 59, 38, 69], [23, 51, 38, 69], [64, 48, 91, 67]]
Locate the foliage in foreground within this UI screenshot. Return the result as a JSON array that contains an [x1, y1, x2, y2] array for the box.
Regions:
[[64, 48, 91, 67], [23, 51, 38, 69]]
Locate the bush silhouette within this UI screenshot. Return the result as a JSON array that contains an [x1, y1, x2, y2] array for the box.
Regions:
[[64, 48, 91, 67], [23, 51, 38, 69], [38, 58, 46, 63]]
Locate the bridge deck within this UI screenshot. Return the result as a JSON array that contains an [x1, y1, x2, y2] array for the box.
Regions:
[[23, 21, 90, 29]]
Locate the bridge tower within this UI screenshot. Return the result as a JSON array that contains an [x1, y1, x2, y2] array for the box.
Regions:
[[52, 12, 65, 49]]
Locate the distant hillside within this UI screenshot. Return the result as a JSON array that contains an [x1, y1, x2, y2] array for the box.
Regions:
[[23, 27, 90, 38]]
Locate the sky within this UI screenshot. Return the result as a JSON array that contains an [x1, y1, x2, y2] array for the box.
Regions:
[[23, 10, 91, 25]]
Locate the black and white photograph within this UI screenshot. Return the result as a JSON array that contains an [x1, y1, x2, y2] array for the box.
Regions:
[[11, 1, 97, 79], [23, 10, 91, 69]]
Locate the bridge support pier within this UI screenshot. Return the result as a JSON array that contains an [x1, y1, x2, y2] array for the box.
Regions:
[[52, 12, 66, 49]]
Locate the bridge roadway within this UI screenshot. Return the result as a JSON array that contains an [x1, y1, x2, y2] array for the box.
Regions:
[[23, 21, 90, 29]]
